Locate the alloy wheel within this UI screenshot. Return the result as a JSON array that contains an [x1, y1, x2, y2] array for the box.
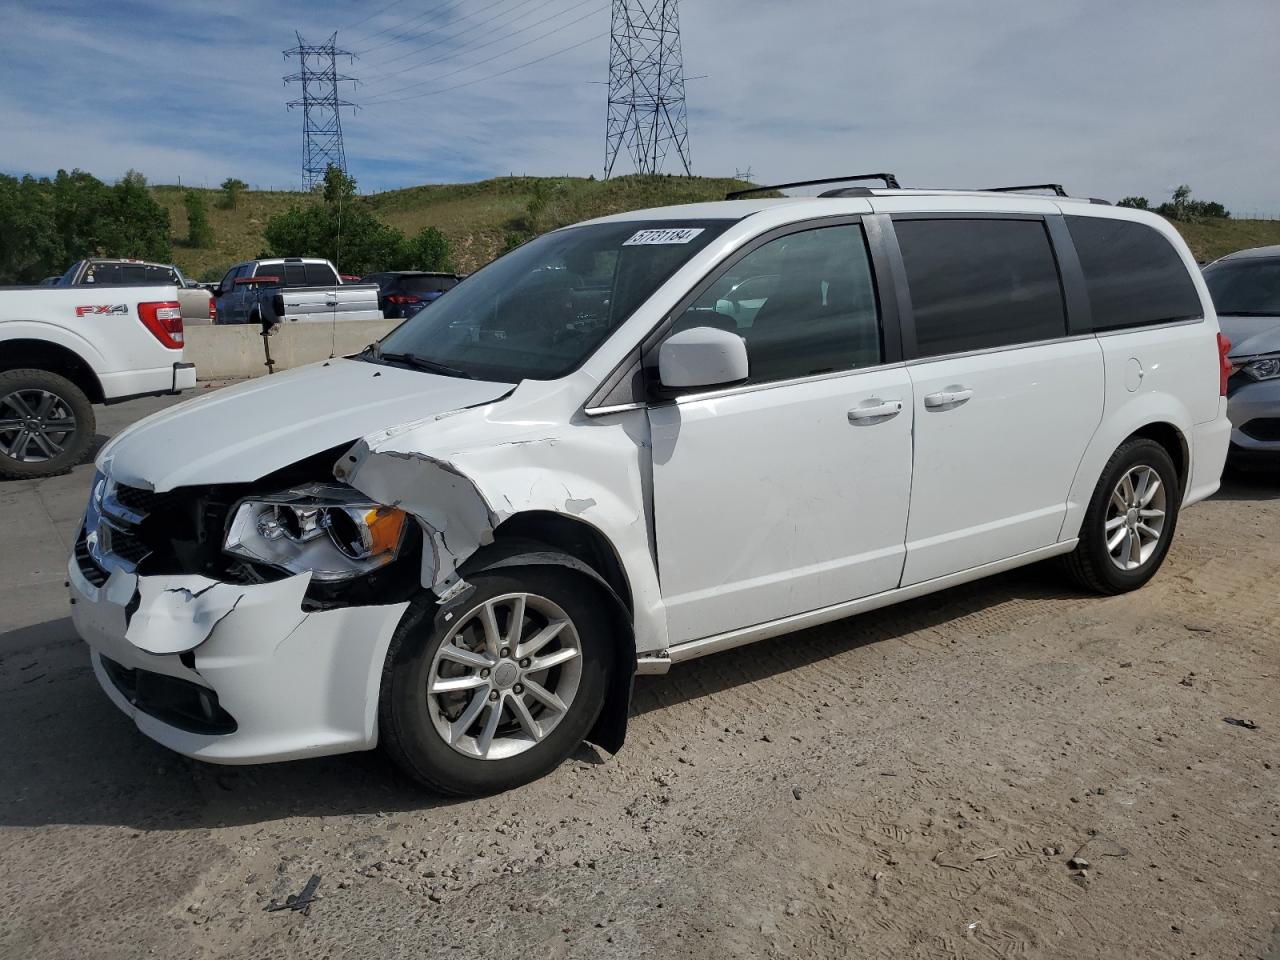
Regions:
[[426, 592, 583, 760], [0, 389, 78, 463], [1105, 464, 1167, 571]]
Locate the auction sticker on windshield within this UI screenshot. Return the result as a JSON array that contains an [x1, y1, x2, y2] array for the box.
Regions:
[[623, 227, 706, 246]]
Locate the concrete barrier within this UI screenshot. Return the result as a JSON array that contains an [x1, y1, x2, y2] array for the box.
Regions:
[[184, 319, 401, 379]]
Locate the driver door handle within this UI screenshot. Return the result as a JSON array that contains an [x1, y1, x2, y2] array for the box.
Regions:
[[847, 399, 903, 424], [923, 387, 974, 411]]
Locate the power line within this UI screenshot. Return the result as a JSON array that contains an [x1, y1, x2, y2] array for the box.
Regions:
[[364, 6, 606, 103], [341, 0, 411, 39], [362, 0, 598, 89], [284, 32, 357, 190], [604, 0, 692, 177], [360, 0, 535, 76], [362, 29, 606, 107], [357, 0, 518, 58]]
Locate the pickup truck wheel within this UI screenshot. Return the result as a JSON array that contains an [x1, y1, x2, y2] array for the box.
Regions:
[[0, 369, 95, 480], [1063, 438, 1180, 595], [379, 566, 614, 796]]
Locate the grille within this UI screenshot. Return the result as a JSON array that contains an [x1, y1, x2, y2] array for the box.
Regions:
[[1241, 418, 1280, 442], [108, 527, 151, 564], [112, 484, 182, 515], [74, 530, 109, 587]]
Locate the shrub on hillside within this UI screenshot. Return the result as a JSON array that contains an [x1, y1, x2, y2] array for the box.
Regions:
[[184, 190, 214, 247], [220, 177, 248, 210]]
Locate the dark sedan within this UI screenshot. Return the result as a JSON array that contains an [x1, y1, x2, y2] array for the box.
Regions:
[[363, 271, 464, 319]]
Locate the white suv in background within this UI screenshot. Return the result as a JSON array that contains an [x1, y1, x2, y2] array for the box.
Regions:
[[68, 178, 1232, 795]]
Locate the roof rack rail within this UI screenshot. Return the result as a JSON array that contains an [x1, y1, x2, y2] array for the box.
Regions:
[[726, 173, 901, 200], [982, 183, 1068, 197]]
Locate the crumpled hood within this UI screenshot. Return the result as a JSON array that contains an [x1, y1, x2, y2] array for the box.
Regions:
[[98, 358, 514, 491], [1219, 315, 1280, 358]]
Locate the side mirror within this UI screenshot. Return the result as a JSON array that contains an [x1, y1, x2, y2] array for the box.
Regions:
[[657, 326, 749, 391]]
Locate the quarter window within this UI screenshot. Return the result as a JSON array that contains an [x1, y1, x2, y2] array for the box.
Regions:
[[673, 224, 882, 385], [895, 218, 1067, 358], [1065, 216, 1202, 329]]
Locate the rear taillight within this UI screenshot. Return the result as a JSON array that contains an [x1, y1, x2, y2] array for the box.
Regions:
[[208, 296, 217, 323], [385, 294, 422, 305], [138, 300, 184, 349], [1217, 331, 1232, 396]]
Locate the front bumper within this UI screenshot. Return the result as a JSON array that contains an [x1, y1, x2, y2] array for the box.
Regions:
[[68, 551, 409, 764], [1226, 376, 1280, 460]]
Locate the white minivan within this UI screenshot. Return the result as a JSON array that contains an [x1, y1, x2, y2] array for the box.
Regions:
[[69, 179, 1233, 795]]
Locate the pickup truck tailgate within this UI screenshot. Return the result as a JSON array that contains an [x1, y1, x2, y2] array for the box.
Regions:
[[278, 284, 383, 323]]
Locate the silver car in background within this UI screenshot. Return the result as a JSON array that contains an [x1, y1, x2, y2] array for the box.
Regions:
[[1203, 245, 1280, 466]]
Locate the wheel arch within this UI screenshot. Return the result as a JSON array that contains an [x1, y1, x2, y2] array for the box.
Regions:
[[1124, 420, 1189, 495], [457, 530, 636, 755], [0, 337, 105, 403]]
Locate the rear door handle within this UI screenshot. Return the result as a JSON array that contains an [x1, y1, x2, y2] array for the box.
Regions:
[[847, 398, 903, 424], [923, 387, 974, 411]]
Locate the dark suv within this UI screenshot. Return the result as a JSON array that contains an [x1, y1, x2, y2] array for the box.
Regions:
[[362, 271, 463, 319]]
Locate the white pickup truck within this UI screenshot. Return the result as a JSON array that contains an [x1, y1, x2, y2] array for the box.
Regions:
[[0, 284, 197, 479], [212, 257, 383, 326]]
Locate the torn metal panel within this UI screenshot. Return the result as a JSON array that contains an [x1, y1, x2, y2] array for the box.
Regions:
[[339, 390, 671, 655], [125, 572, 312, 655]]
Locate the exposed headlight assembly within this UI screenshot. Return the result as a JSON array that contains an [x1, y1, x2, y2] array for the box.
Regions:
[[224, 483, 409, 582], [1239, 354, 1280, 382]]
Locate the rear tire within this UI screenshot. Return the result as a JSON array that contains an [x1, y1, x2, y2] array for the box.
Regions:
[[0, 368, 95, 480], [1063, 438, 1180, 595], [379, 565, 614, 796]]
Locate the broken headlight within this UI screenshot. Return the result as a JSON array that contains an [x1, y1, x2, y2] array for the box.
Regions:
[[224, 484, 408, 582]]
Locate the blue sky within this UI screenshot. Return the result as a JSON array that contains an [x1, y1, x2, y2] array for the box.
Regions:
[[2, 0, 1279, 212]]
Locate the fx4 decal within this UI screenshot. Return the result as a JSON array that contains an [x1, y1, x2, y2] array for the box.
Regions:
[[76, 304, 130, 317]]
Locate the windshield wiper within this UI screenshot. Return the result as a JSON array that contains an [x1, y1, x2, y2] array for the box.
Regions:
[[1217, 311, 1280, 318], [375, 350, 473, 379]]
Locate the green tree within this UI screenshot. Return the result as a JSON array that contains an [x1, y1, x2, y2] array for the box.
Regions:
[[0, 167, 171, 283], [404, 226, 452, 271], [1117, 196, 1150, 209], [219, 177, 248, 210], [321, 165, 357, 205], [0, 174, 64, 283], [1155, 184, 1230, 223], [263, 166, 407, 275], [184, 190, 214, 247]]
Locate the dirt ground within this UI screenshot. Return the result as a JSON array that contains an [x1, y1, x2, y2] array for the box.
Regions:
[[1, 457, 1277, 959]]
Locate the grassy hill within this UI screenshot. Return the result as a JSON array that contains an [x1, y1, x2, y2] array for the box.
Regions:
[[155, 175, 752, 279], [154, 177, 1280, 280]]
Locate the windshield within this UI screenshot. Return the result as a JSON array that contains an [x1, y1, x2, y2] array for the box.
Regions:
[[1203, 258, 1280, 316], [372, 220, 731, 381]]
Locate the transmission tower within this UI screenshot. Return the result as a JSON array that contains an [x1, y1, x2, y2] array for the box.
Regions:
[[603, 0, 692, 179], [284, 33, 356, 190]]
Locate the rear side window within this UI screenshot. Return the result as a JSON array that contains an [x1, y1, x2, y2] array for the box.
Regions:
[[1065, 216, 1202, 330], [895, 218, 1067, 358], [304, 262, 337, 285]]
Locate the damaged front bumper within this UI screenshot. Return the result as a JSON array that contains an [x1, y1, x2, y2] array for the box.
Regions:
[[68, 555, 409, 764]]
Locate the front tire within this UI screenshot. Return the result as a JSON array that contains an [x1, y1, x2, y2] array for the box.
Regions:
[[0, 368, 96, 480], [1064, 438, 1180, 595], [379, 565, 614, 796]]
